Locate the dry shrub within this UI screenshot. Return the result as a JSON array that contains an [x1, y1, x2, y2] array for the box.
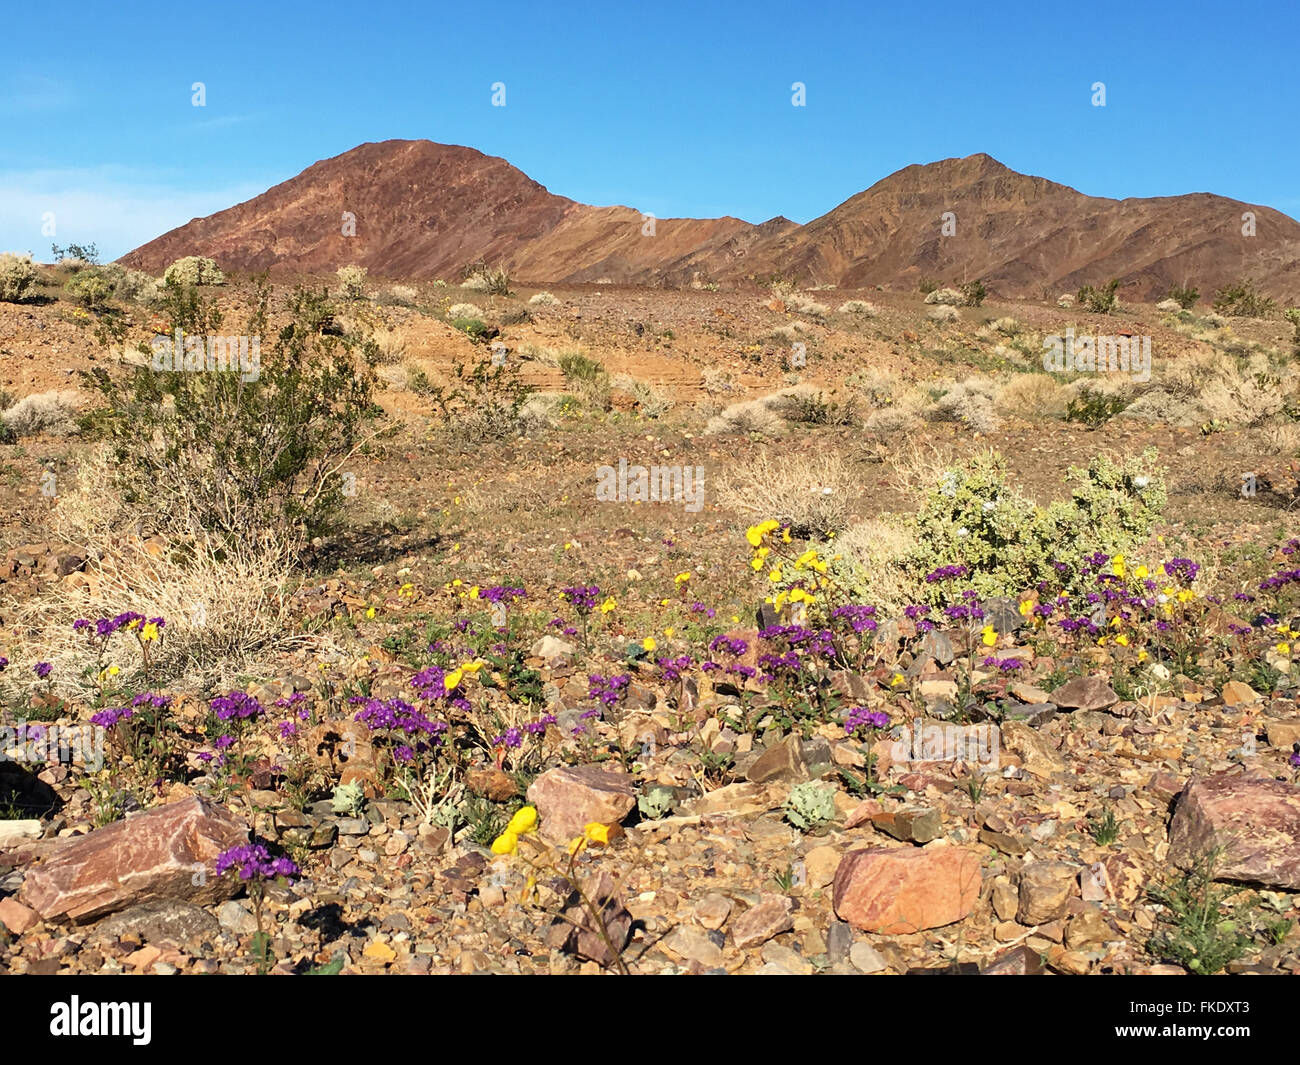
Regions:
[[448, 302, 485, 320], [715, 448, 853, 535], [786, 292, 830, 318], [705, 397, 782, 436], [612, 374, 675, 418], [388, 284, 419, 306], [837, 300, 877, 317], [528, 292, 560, 307], [929, 378, 999, 433], [927, 305, 960, 323], [2, 390, 80, 437], [15, 533, 296, 696], [996, 374, 1067, 419], [460, 276, 490, 292], [1161, 350, 1284, 425], [701, 367, 742, 396], [1255, 420, 1300, 455], [370, 325, 408, 364], [832, 517, 922, 613]]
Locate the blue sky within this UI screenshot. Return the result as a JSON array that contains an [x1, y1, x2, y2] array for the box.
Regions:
[[2, 0, 1296, 261]]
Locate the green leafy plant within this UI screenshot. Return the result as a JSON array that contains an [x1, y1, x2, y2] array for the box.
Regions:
[[1147, 850, 1252, 974], [1077, 279, 1120, 314], [637, 786, 675, 820], [783, 780, 837, 831], [1066, 391, 1130, 428], [1168, 284, 1199, 309], [1089, 807, 1120, 845], [1213, 279, 1275, 318]]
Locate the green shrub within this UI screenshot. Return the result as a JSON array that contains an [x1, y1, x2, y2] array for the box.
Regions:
[[1065, 392, 1130, 428], [426, 352, 535, 443], [559, 350, 611, 409], [1077, 279, 1120, 314], [451, 317, 493, 343], [1147, 851, 1251, 974], [1168, 284, 1199, 309], [903, 448, 1166, 604], [1214, 279, 1275, 318], [163, 256, 224, 287], [81, 277, 382, 551], [0, 253, 38, 302], [960, 279, 987, 307], [51, 242, 99, 265], [336, 264, 368, 301], [65, 269, 113, 311]]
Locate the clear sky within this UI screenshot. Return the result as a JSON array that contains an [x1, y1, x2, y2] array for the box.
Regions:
[[2, 0, 1296, 261]]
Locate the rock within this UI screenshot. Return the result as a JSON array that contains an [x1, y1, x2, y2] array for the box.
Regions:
[[991, 878, 1019, 921], [979, 829, 1028, 857], [693, 893, 732, 930], [0, 820, 42, 847], [1145, 772, 1186, 805], [745, 733, 808, 784], [731, 893, 794, 949], [527, 765, 638, 843], [1001, 720, 1064, 778], [924, 287, 963, 305], [363, 939, 397, 964], [833, 846, 982, 934], [849, 939, 888, 973], [761, 941, 813, 974], [545, 872, 631, 968], [1000, 702, 1058, 729], [530, 635, 576, 664], [1066, 906, 1113, 950], [803, 845, 841, 890], [826, 919, 854, 962], [92, 900, 220, 947], [1016, 861, 1079, 924], [683, 781, 769, 817], [871, 806, 942, 844], [663, 925, 724, 968], [1049, 675, 1119, 712], [982, 944, 1043, 975], [984, 597, 1023, 634], [1168, 773, 1300, 889], [920, 631, 954, 665], [217, 900, 259, 935], [0, 897, 39, 934], [1220, 681, 1261, 707], [1266, 720, 1300, 749], [20, 796, 248, 922], [466, 767, 518, 801]]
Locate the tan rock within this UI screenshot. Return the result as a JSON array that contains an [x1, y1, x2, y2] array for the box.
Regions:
[[0, 897, 39, 934], [1221, 681, 1262, 706], [731, 893, 794, 949], [527, 765, 637, 843], [1001, 720, 1064, 779], [833, 845, 982, 934], [1016, 861, 1079, 924]]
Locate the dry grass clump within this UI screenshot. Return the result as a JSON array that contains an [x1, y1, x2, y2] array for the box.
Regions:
[[701, 366, 742, 396], [611, 374, 675, 418], [705, 396, 783, 436], [832, 517, 922, 614], [370, 325, 408, 364], [929, 378, 999, 433], [715, 448, 852, 535], [1255, 420, 1300, 455], [448, 302, 485, 320], [836, 299, 878, 317], [387, 284, 419, 306], [2, 390, 80, 437], [927, 305, 960, 323], [996, 374, 1067, 419], [785, 292, 830, 318], [528, 291, 561, 307], [460, 276, 490, 292], [1159, 349, 1286, 426]]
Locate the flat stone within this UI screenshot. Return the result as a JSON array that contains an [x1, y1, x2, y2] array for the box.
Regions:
[[849, 940, 888, 973], [693, 892, 732, 930], [20, 796, 248, 923], [527, 765, 638, 843], [731, 893, 794, 949], [1001, 720, 1064, 778], [1265, 720, 1300, 749], [92, 900, 220, 947], [745, 733, 808, 784], [663, 924, 724, 968], [1168, 772, 1300, 889], [1221, 681, 1262, 707], [0, 897, 39, 934], [217, 900, 259, 935], [1049, 675, 1119, 712], [982, 944, 1043, 975], [833, 846, 982, 934], [0, 820, 42, 847], [872, 806, 942, 844]]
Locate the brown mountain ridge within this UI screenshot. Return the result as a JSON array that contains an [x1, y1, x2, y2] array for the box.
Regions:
[[120, 139, 1300, 300]]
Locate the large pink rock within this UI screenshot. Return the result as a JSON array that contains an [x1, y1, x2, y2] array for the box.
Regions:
[[527, 765, 637, 843], [1168, 773, 1300, 889], [833, 845, 982, 934], [21, 796, 249, 922]]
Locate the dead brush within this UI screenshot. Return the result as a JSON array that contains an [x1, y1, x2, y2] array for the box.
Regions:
[[715, 448, 853, 536]]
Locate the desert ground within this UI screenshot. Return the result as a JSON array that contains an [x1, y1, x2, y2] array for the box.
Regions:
[[2, 255, 1300, 976]]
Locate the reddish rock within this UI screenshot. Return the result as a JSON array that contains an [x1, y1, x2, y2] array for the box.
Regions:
[[1168, 773, 1300, 889], [21, 796, 249, 922], [465, 767, 519, 802], [1049, 675, 1118, 712], [544, 872, 631, 969], [0, 897, 39, 934], [731, 892, 794, 949], [833, 846, 982, 934], [526, 765, 637, 843]]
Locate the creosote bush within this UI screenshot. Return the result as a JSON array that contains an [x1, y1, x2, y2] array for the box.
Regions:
[[163, 256, 225, 287], [80, 278, 383, 553], [1213, 279, 1275, 318], [336, 265, 368, 301], [0, 252, 39, 302], [1077, 279, 1120, 314]]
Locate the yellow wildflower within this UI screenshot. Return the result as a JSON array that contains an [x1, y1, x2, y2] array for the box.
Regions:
[[365, 606, 376, 619], [567, 836, 587, 857], [600, 597, 617, 615], [140, 621, 160, 642], [980, 625, 996, 647], [583, 822, 610, 846], [506, 807, 538, 835], [490, 830, 519, 855], [1115, 634, 1129, 646], [674, 572, 691, 585], [444, 669, 464, 691], [1111, 554, 1125, 579], [1134, 564, 1149, 580], [1277, 643, 1291, 656], [642, 636, 657, 652]]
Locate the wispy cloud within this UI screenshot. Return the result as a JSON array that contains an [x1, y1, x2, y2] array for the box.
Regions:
[[0, 74, 76, 114], [0, 165, 263, 261]]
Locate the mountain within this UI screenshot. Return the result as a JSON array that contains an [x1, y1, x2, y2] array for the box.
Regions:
[[120, 141, 1300, 299]]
